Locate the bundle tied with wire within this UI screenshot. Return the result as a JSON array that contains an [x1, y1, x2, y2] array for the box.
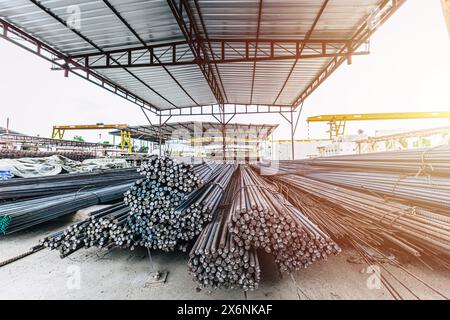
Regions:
[[189, 171, 261, 291], [124, 156, 236, 252], [227, 166, 341, 273], [42, 157, 237, 257]]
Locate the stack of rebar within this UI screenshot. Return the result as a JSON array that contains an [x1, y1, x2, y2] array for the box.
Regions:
[[0, 183, 132, 235], [41, 203, 133, 257], [252, 146, 450, 298], [272, 175, 450, 259], [227, 166, 340, 273], [273, 181, 449, 300], [268, 145, 450, 212], [41, 157, 238, 257], [301, 171, 450, 211], [0, 150, 94, 161], [124, 157, 237, 251], [292, 145, 450, 176], [188, 172, 261, 291], [0, 168, 140, 201], [254, 145, 450, 259]]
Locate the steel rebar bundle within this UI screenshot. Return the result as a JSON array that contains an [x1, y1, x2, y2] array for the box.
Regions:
[[301, 171, 450, 211], [124, 157, 237, 251], [227, 166, 340, 273], [0, 183, 132, 235], [271, 175, 450, 258], [269, 175, 449, 300], [253, 145, 450, 260], [279, 145, 450, 177], [0, 168, 140, 201], [0, 150, 94, 161], [40, 203, 133, 257], [188, 173, 261, 291], [263, 145, 450, 212], [41, 157, 238, 257]]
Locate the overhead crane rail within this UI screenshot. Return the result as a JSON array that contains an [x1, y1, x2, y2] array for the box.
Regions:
[[52, 124, 132, 153], [307, 111, 450, 140], [0, 0, 406, 160]]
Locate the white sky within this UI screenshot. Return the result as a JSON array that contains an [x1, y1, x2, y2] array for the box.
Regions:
[[0, 0, 449, 143]]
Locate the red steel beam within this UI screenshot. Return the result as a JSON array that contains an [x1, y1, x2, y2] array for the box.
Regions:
[[0, 18, 160, 115], [67, 39, 362, 69]]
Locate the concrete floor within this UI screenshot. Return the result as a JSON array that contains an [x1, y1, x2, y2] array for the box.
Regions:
[[1, 209, 448, 300]]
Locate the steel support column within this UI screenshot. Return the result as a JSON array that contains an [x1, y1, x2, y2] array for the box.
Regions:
[[222, 122, 226, 161], [250, 0, 264, 104], [290, 109, 295, 161], [159, 115, 162, 156], [279, 104, 303, 160]]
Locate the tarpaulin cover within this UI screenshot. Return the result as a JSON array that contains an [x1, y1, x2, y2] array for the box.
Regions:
[[0, 155, 130, 178]]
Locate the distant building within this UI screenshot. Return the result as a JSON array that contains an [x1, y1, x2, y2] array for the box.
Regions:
[[317, 134, 368, 157]]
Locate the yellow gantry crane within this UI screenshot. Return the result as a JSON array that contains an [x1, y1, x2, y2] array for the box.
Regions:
[[52, 123, 133, 153], [307, 111, 450, 140]]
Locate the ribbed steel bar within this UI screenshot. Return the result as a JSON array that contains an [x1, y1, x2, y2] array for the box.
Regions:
[[0, 150, 95, 161], [280, 145, 450, 176], [270, 175, 450, 258], [268, 175, 449, 300], [0, 183, 132, 235], [0, 168, 140, 201], [303, 171, 450, 211], [42, 157, 238, 257], [189, 172, 261, 291], [125, 157, 237, 251], [227, 166, 340, 273], [262, 145, 450, 212], [41, 203, 133, 257]]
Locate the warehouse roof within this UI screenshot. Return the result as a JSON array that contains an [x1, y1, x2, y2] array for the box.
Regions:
[[0, 133, 112, 148], [0, 0, 404, 114], [110, 122, 278, 143], [0, 127, 22, 135]]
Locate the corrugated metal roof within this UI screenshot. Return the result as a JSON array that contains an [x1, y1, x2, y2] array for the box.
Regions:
[[0, 0, 403, 111], [110, 121, 279, 142]]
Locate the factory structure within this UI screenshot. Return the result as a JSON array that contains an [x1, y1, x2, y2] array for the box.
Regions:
[[0, 0, 449, 301]]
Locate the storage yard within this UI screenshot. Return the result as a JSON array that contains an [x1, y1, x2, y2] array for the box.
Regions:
[[0, 0, 449, 301]]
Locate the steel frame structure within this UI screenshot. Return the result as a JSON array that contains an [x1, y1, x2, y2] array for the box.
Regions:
[[159, 104, 292, 117], [0, 0, 406, 160], [51, 123, 133, 153], [0, 18, 160, 116], [65, 39, 366, 69], [291, 0, 406, 109], [0, 1, 404, 114], [167, 0, 227, 106], [0, 17, 291, 117]]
